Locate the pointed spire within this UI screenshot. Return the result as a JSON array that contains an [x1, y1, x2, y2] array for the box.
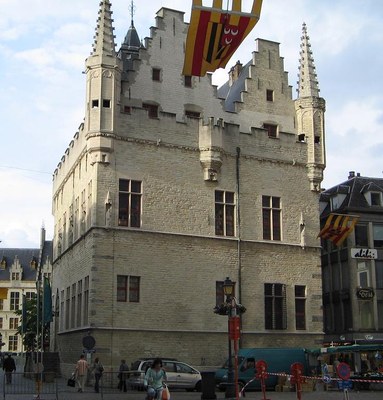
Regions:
[[122, 0, 140, 53], [91, 0, 116, 57], [297, 23, 320, 98]]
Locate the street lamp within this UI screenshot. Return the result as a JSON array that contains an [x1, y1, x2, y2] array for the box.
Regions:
[[214, 278, 246, 399], [223, 277, 236, 399]]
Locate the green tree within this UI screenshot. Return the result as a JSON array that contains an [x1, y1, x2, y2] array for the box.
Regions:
[[15, 296, 50, 352]]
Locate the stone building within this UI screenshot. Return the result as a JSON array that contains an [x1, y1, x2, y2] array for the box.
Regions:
[[0, 228, 52, 353], [51, 1, 325, 370], [320, 172, 383, 344]]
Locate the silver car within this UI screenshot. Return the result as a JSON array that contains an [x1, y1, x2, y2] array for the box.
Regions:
[[128, 358, 202, 391]]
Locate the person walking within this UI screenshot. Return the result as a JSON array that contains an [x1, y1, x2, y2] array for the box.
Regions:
[[118, 359, 129, 392], [3, 354, 16, 384], [75, 354, 88, 393], [92, 357, 104, 393], [144, 358, 167, 400]]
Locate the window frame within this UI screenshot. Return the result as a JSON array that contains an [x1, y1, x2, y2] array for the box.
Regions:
[[262, 196, 281, 241], [264, 283, 287, 330], [266, 89, 274, 102], [263, 123, 278, 138], [215, 190, 235, 237], [118, 179, 142, 228], [10, 291, 20, 311], [117, 275, 141, 303], [295, 285, 306, 330]]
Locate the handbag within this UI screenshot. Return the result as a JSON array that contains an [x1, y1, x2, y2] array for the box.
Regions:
[[67, 373, 76, 387], [162, 384, 170, 400]]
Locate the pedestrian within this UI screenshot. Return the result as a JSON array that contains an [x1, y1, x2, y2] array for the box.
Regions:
[[92, 357, 104, 393], [75, 354, 88, 393], [3, 354, 16, 384], [144, 358, 167, 400], [118, 359, 129, 392]]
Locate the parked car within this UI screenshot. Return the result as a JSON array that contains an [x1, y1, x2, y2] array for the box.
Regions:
[[128, 358, 202, 391]]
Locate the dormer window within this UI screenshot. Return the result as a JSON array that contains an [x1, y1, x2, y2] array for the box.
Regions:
[[370, 192, 382, 206], [11, 272, 20, 281]]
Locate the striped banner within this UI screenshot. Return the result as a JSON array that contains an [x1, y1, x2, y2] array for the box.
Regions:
[[318, 213, 359, 247], [183, 0, 263, 76]]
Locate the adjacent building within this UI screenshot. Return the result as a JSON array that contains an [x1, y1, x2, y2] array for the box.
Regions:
[[0, 228, 52, 353], [320, 172, 383, 341], [51, 1, 326, 371]]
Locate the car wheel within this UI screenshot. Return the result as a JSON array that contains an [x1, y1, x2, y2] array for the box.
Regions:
[[194, 381, 202, 392]]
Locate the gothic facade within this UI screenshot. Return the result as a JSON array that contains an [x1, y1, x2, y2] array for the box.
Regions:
[[51, 1, 326, 371]]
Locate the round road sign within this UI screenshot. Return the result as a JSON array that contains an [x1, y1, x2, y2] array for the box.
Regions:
[[337, 362, 351, 380]]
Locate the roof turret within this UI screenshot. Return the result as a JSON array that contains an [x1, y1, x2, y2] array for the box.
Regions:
[[297, 23, 320, 98], [91, 0, 116, 57], [121, 0, 141, 53]]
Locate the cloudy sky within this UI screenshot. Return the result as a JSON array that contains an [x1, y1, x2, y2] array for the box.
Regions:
[[1, 0, 382, 248]]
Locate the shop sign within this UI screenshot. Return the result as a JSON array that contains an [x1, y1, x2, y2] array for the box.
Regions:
[[351, 248, 377, 259], [356, 287, 375, 299]]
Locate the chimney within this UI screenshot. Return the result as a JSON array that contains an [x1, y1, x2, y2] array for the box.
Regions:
[[228, 60, 242, 87], [348, 171, 355, 179]]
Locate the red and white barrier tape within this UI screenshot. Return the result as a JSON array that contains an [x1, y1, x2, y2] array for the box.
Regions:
[[239, 372, 383, 396]]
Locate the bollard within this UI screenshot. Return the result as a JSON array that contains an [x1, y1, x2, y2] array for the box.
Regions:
[[290, 363, 304, 400], [255, 360, 270, 400], [201, 371, 217, 400]]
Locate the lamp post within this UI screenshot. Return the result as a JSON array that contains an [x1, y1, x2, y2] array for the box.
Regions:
[[214, 277, 246, 399], [223, 277, 236, 399]]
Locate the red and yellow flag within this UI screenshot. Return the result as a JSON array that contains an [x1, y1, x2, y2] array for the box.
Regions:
[[318, 213, 359, 247], [183, 0, 263, 77]]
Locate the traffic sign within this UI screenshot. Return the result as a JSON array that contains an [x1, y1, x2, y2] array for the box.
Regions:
[[337, 362, 351, 380], [322, 374, 331, 384], [337, 380, 352, 390]]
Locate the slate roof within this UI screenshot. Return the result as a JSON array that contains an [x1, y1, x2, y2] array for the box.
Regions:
[[0, 241, 52, 282], [320, 175, 383, 216], [217, 60, 252, 112]]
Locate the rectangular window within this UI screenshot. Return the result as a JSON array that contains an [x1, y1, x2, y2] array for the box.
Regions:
[[92, 99, 99, 108], [8, 335, 18, 352], [103, 99, 111, 108], [266, 89, 274, 102], [295, 285, 306, 330], [264, 283, 287, 330], [184, 75, 192, 87], [118, 179, 142, 228], [262, 196, 281, 241], [142, 103, 158, 118], [263, 123, 278, 138], [11, 272, 20, 280], [84, 276, 89, 325], [0, 317, 2, 328], [117, 275, 141, 303], [77, 280, 82, 327], [216, 281, 224, 306], [0, 299, 3, 310], [371, 192, 381, 206], [129, 276, 140, 302], [378, 301, 383, 330], [373, 224, 383, 247], [9, 317, 18, 330], [215, 190, 235, 236], [355, 225, 369, 247], [185, 110, 200, 118], [375, 261, 383, 289], [60, 290, 64, 331], [25, 292, 35, 301], [10, 292, 20, 311], [117, 275, 127, 302], [71, 283, 76, 329], [65, 287, 70, 330], [152, 68, 161, 81]]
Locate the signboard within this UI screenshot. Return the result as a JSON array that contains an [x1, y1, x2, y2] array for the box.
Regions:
[[337, 362, 351, 380], [351, 248, 377, 259], [356, 288, 375, 299], [337, 380, 352, 390]]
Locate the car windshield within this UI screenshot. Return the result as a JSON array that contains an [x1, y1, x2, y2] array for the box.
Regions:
[[222, 356, 245, 368], [131, 361, 143, 370]]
